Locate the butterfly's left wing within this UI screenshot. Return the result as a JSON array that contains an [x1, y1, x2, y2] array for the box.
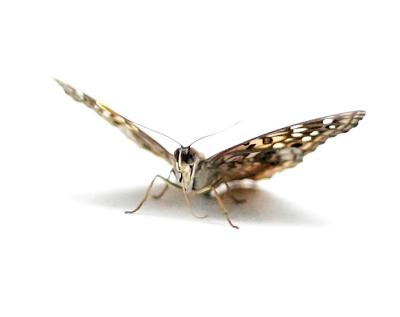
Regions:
[[196, 111, 365, 187], [55, 79, 174, 164]]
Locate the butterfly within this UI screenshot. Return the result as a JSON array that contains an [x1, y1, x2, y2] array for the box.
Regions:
[[55, 79, 365, 228]]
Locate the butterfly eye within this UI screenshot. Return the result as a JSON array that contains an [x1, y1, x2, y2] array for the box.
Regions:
[[186, 153, 194, 164]]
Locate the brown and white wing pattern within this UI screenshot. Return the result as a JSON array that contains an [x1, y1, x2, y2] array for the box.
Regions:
[[55, 79, 174, 164], [198, 111, 365, 185]]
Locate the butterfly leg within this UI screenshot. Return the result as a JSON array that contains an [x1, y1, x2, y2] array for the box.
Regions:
[[211, 187, 239, 229], [223, 181, 246, 204], [125, 174, 180, 214], [152, 170, 174, 199]]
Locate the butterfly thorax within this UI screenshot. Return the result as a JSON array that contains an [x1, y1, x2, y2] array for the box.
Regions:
[[173, 146, 205, 193]]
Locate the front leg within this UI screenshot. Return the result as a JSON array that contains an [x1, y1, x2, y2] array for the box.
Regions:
[[125, 174, 180, 214], [152, 169, 174, 199]]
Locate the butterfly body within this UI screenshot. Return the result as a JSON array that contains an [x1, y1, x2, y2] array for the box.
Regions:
[[55, 79, 365, 228], [173, 146, 204, 193]]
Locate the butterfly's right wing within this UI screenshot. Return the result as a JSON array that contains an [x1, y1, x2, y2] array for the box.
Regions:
[[55, 79, 174, 165], [193, 111, 365, 190]]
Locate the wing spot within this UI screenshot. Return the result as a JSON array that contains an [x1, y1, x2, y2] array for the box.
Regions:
[[112, 115, 126, 126], [293, 128, 308, 133], [273, 142, 285, 149], [290, 124, 303, 130], [75, 89, 84, 101], [323, 118, 334, 125], [272, 135, 287, 143], [262, 137, 273, 144], [302, 136, 312, 142], [310, 131, 319, 136], [329, 125, 336, 129], [291, 133, 303, 138], [102, 111, 112, 119]]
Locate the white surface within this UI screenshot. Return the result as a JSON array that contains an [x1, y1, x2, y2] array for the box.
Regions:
[[0, 1, 399, 316]]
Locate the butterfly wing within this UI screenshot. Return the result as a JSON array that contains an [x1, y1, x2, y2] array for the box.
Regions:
[[196, 111, 365, 186], [55, 79, 174, 164]]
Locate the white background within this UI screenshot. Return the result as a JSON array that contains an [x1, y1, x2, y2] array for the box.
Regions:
[[0, 1, 399, 316]]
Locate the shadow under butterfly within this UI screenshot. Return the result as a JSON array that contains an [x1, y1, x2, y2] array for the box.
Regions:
[[74, 185, 326, 227]]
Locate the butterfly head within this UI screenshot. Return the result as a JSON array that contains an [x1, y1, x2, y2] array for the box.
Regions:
[[173, 146, 203, 192]]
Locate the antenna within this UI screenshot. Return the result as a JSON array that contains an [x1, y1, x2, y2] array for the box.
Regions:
[[131, 120, 183, 147], [189, 121, 241, 147]]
